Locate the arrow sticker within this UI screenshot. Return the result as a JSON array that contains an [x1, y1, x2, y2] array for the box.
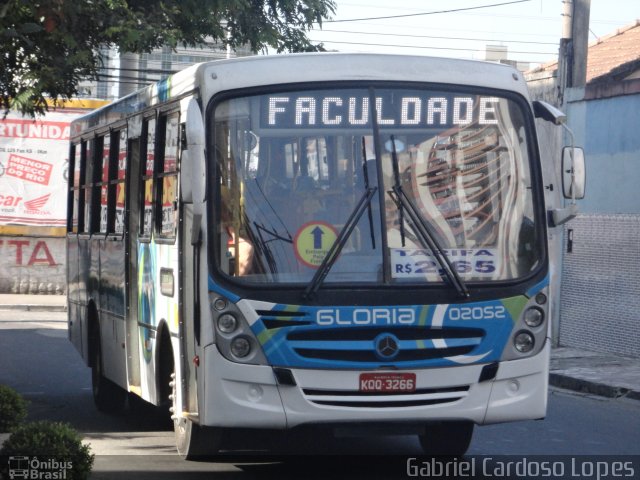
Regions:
[[293, 221, 338, 268], [311, 226, 324, 249]]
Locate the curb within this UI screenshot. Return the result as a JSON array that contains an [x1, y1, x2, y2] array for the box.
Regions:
[[0, 305, 67, 312], [549, 372, 640, 401]]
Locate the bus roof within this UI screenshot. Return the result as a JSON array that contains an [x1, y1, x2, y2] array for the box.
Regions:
[[70, 53, 530, 135]]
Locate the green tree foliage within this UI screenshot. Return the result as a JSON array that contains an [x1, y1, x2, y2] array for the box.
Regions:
[[0, 0, 335, 116], [0, 384, 28, 432], [0, 421, 94, 480]]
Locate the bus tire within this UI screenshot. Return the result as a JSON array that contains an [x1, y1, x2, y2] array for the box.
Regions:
[[174, 417, 222, 460], [171, 369, 222, 459], [418, 421, 474, 457], [90, 328, 127, 413]]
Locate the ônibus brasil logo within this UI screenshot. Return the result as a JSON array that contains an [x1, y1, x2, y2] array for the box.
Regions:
[[7, 456, 72, 479]]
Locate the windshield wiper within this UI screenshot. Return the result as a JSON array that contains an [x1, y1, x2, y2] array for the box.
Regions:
[[252, 222, 293, 274], [361, 137, 376, 249], [388, 135, 470, 299], [303, 186, 378, 300]]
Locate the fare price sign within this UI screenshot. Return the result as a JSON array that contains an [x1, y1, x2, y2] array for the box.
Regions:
[[262, 89, 500, 130], [391, 248, 499, 279]]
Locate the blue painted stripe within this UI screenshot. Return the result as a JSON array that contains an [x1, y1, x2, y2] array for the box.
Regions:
[[287, 337, 482, 351], [207, 275, 241, 302], [526, 274, 550, 297]]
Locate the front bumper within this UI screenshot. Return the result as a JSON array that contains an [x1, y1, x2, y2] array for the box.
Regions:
[[200, 340, 549, 429]]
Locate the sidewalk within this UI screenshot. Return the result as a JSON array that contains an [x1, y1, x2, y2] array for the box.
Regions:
[[550, 347, 640, 401], [1, 293, 639, 401], [0, 293, 67, 312]]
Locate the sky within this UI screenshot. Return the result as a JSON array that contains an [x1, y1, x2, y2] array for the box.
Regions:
[[307, 0, 640, 69]]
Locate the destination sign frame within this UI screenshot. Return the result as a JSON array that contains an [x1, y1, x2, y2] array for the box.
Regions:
[[260, 89, 502, 130]]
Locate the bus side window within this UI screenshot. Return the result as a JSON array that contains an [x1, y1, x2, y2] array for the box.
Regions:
[[81, 139, 96, 234], [140, 118, 156, 240], [109, 129, 127, 235], [157, 112, 180, 240], [88, 137, 104, 234], [69, 143, 82, 233], [99, 134, 110, 233]]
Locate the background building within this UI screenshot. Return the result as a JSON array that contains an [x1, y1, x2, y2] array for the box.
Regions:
[[484, 45, 531, 72], [527, 20, 640, 358], [78, 42, 253, 101], [0, 42, 252, 294], [0, 100, 109, 294]]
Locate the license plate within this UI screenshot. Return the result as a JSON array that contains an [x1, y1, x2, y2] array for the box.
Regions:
[[359, 372, 416, 393]]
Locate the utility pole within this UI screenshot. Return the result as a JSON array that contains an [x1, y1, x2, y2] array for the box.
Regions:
[[551, 0, 590, 347], [557, 0, 591, 106], [570, 0, 591, 88]]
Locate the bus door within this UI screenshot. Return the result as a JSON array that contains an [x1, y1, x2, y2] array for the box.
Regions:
[[124, 115, 143, 391], [179, 97, 206, 415]]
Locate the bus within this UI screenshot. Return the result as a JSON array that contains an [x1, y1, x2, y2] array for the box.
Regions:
[[66, 53, 584, 458]]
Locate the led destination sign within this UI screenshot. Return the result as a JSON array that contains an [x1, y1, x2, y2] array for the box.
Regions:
[[262, 91, 501, 129]]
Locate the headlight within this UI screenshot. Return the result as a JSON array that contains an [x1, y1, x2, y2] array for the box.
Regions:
[[209, 293, 268, 365], [230, 337, 252, 358], [523, 307, 544, 328], [500, 286, 550, 361], [514, 331, 535, 353], [217, 313, 238, 333]]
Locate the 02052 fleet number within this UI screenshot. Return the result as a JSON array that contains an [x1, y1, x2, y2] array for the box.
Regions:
[[447, 305, 507, 320]]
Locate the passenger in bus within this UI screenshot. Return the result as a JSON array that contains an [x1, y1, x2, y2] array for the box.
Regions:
[[227, 227, 254, 276], [219, 189, 254, 276], [293, 172, 324, 224]]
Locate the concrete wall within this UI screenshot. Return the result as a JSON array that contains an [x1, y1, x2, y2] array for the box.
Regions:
[[0, 236, 66, 294], [526, 76, 640, 358], [560, 215, 640, 358], [567, 90, 640, 214], [559, 87, 640, 357]]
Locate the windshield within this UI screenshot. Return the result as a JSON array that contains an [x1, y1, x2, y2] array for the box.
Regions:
[[211, 86, 541, 286]]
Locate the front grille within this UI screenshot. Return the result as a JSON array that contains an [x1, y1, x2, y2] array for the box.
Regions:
[[294, 345, 475, 362], [287, 326, 483, 341], [257, 309, 312, 329], [302, 385, 470, 408], [286, 327, 484, 364]]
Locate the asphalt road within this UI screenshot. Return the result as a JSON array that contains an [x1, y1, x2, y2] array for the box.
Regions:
[[1, 310, 639, 479]]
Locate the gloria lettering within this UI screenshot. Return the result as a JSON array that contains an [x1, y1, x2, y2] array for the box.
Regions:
[[316, 307, 416, 326]]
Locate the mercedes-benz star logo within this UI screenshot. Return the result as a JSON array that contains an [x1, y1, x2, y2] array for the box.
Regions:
[[374, 333, 400, 360]]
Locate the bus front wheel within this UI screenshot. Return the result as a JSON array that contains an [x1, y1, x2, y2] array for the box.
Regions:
[[171, 371, 222, 459], [418, 421, 474, 457]]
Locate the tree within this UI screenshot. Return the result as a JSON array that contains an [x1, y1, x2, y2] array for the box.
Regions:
[[0, 0, 335, 116]]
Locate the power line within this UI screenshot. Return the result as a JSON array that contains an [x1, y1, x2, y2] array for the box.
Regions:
[[311, 39, 558, 56], [95, 73, 162, 83], [318, 28, 559, 46], [98, 66, 178, 75], [319, 21, 564, 39], [324, 0, 533, 23]]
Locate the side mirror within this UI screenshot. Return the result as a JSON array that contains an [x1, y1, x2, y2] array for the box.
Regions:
[[562, 146, 586, 200], [180, 97, 206, 204], [533, 100, 567, 125]]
